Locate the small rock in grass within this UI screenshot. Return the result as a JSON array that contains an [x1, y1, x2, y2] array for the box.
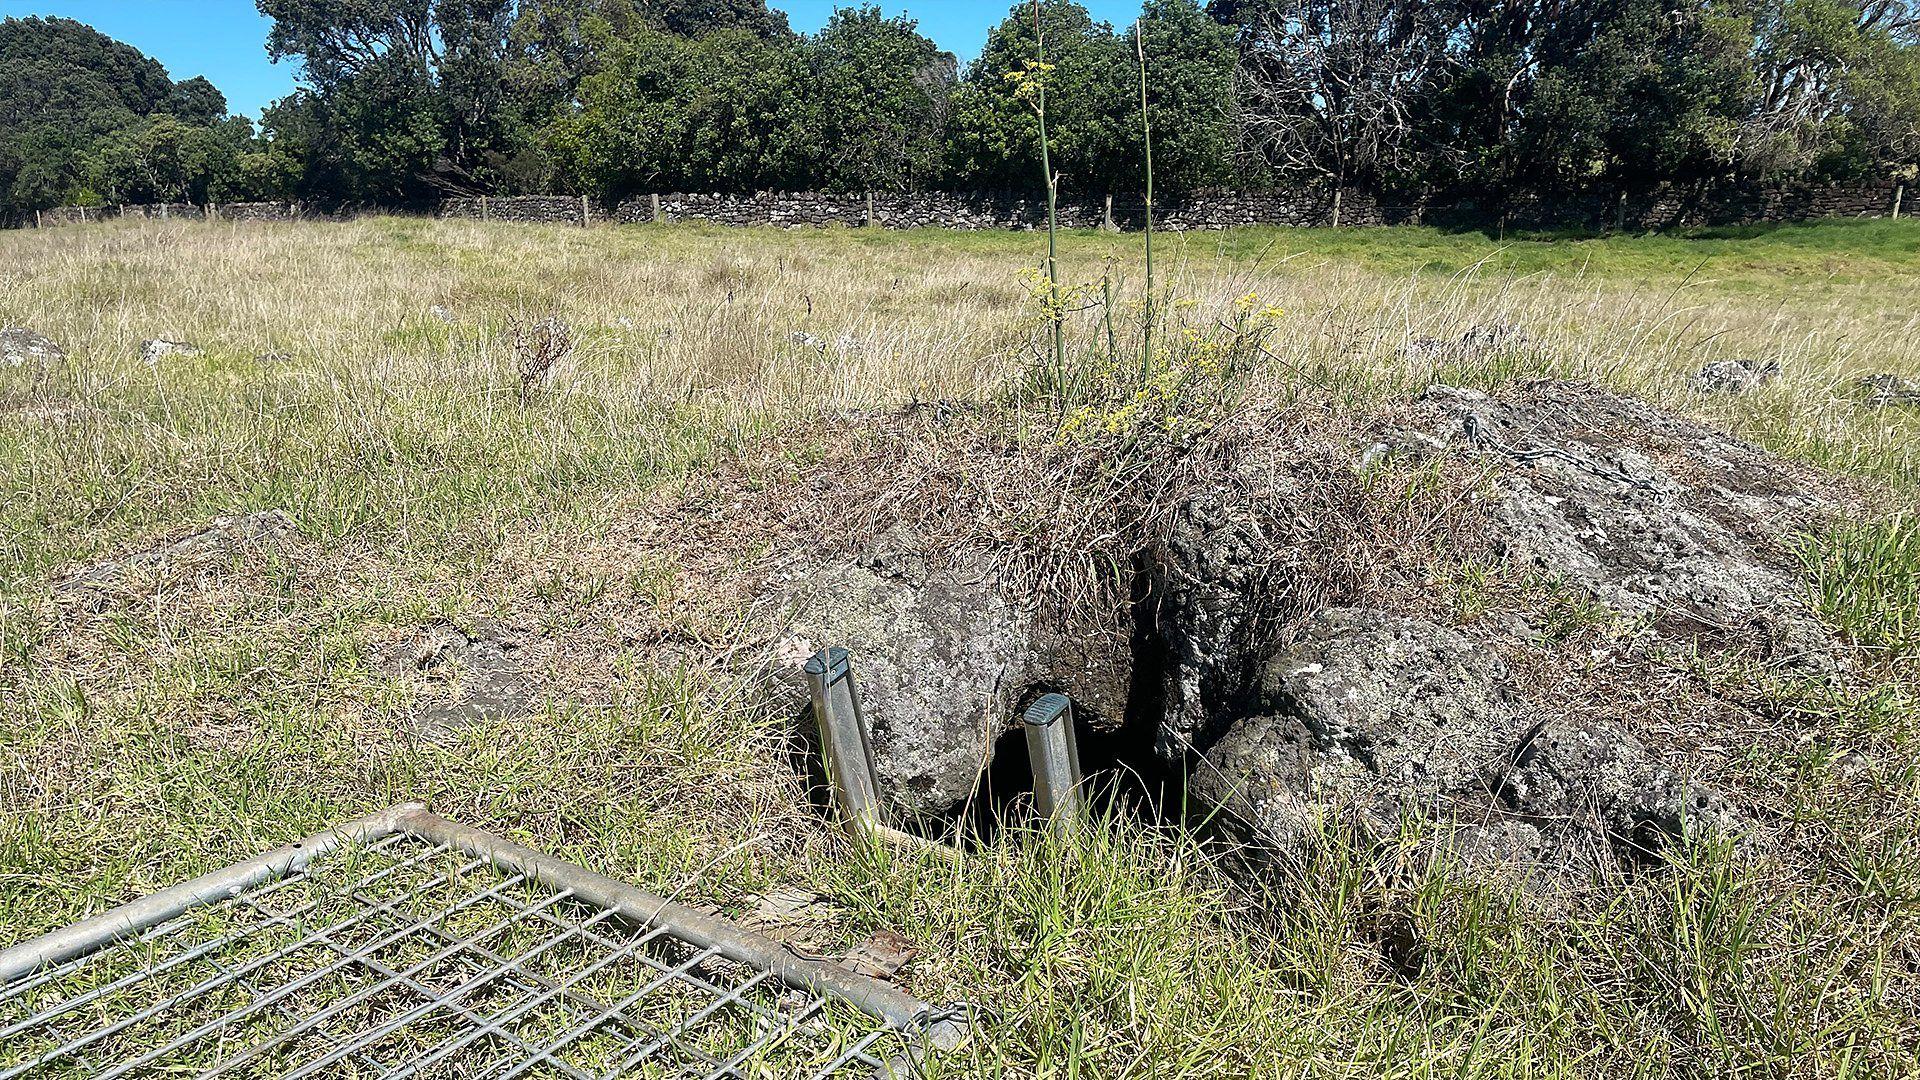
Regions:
[[398, 617, 537, 733], [844, 930, 917, 980], [140, 338, 203, 365], [55, 510, 299, 594], [1858, 374, 1920, 408], [1691, 358, 1779, 394], [1, 326, 66, 368]]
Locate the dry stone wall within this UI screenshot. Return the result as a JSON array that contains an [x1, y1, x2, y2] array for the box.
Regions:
[[214, 202, 300, 223], [1498, 182, 1904, 230], [16, 182, 1905, 232], [605, 189, 1384, 229], [439, 195, 591, 225]]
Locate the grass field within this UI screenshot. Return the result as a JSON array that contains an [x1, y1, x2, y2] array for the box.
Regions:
[[2, 216, 1918, 1076]]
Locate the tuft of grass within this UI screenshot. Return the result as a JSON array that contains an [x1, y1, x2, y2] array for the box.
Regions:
[[1805, 514, 1920, 669]]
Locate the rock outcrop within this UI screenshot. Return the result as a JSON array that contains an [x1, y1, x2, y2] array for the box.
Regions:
[[714, 381, 1844, 875], [55, 510, 299, 596], [1421, 382, 1834, 662], [1161, 382, 1836, 870], [1859, 374, 1920, 408], [392, 618, 541, 733]]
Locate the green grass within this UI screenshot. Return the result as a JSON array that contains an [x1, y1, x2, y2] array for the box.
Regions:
[[1, 216, 1917, 1076], [1806, 513, 1920, 669]]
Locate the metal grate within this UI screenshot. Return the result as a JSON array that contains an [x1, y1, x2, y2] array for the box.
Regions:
[[0, 805, 961, 1079]]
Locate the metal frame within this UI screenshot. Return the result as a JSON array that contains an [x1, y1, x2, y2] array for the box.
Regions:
[[0, 804, 965, 1078]]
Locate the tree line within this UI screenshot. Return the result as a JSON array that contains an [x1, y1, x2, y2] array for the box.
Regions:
[[3, 0, 1916, 224]]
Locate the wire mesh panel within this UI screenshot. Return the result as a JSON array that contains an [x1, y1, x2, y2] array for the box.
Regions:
[[0, 811, 944, 1079]]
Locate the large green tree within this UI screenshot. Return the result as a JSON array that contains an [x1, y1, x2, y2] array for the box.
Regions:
[[945, 1, 1131, 194], [257, 0, 535, 199], [639, 0, 791, 38], [806, 6, 955, 191], [1121, 0, 1237, 194], [0, 16, 243, 213], [555, 26, 815, 196]]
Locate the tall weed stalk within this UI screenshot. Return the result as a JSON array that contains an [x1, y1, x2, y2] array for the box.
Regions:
[[1135, 23, 1155, 381]]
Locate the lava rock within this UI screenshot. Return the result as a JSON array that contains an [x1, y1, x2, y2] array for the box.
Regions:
[[1193, 608, 1741, 870], [55, 510, 299, 594], [1691, 359, 1779, 394], [1192, 608, 1527, 852], [1148, 485, 1296, 755], [1419, 382, 1835, 663], [1488, 719, 1742, 860], [400, 618, 537, 732], [1858, 374, 1920, 408], [763, 527, 1129, 817], [140, 339, 203, 364], [1, 327, 66, 369]]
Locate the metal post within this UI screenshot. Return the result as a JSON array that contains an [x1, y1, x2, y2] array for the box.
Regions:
[[1022, 693, 1084, 831], [804, 647, 883, 834]]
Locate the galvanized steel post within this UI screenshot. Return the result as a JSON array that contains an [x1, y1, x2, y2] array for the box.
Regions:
[[804, 647, 884, 835], [1023, 693, 1084, 830]]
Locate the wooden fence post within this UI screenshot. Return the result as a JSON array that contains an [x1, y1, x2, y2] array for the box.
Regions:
[[480, 194, 490, 221], [1894, 184, 1904, 220], [1103, 193, 1115, 232], [34, 209, 42, 228], [580, 193, 591, 226], [865, 191, 876, 227]]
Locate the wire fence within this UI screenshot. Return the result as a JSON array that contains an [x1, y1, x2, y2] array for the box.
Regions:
[[0, 811, 940, 1079]]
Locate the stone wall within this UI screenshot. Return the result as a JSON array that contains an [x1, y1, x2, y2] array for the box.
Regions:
[[119, 203, 203, 220], [1497, 182, 1904, 231], [606, 189, 1384, 229], [15, 181, 1904, 232], [35, 205, 118, 226], [214, 201, 300, 223], [29, 202, 300, 226], [439, 195, 591, 225]]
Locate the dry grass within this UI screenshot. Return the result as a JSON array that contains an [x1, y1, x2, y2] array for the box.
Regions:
[[1, 215, 1918, 1077]]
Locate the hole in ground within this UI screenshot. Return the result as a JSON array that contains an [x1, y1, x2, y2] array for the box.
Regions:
[[949, 561, 1194, 846]]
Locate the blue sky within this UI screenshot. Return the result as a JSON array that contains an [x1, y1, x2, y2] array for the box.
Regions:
[[0, 1, 1146, 118]]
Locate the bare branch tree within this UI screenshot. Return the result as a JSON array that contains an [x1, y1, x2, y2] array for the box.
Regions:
[[1225, 0, 1457, 194]]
